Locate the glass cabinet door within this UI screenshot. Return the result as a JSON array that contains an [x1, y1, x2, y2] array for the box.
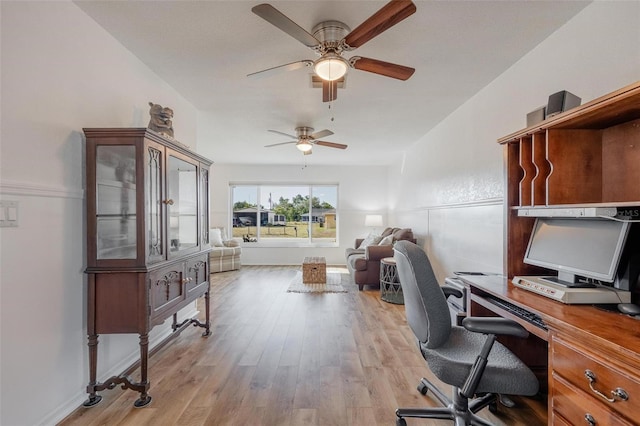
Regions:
[[167, 153, 199, 256], [146, 144, 164, 263], [200, 167, 210, 247], [95, 145, 137, 259]]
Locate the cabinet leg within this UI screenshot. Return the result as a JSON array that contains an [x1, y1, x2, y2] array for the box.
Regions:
[[83, 334, 103, 408], [171, 313, 178, 331], [172, 291, 211, 337], [134, 333, 152, 408], [202, 290, 211, 337]]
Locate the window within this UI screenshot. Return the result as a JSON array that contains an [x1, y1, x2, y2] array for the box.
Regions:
[[230, 184, 338, 245]]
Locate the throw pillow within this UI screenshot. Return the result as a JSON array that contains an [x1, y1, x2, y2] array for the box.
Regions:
[[210, 228, 224, 247], [358, 232, 382, 249], [224, 239, 240, 247], [380, 227, 394, 238], [378, 235, 394, 246], [393, 228, 413, 241]]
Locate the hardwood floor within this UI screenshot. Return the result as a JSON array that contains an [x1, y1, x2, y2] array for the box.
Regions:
[[59, 266, 546, 426]]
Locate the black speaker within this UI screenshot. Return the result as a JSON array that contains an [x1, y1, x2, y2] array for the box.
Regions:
[[546, 90, 581, 117]]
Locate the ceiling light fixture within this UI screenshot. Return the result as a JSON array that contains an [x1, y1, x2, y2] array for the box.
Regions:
[[314, 53, 349, 81], [296, 139, 313, 152]]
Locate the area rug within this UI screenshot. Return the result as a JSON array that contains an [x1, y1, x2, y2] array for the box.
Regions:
[[286, 269, 349, 293]]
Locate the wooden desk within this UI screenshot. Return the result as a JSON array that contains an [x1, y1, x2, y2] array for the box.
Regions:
[[461, 275, 640, 426]]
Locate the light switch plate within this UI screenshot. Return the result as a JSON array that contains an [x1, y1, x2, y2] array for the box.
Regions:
[[0, 201, 19, 227]]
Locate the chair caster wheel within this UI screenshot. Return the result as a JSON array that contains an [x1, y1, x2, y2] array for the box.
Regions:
[[396, 417, 407, 426], [499, 394, 516, 408], [417, 382, 428, 395]]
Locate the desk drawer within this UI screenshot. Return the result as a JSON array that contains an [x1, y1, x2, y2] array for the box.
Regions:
[[552, 375, 634, 426], [552, 337, 640, 423], [550, 411, 573, 426]]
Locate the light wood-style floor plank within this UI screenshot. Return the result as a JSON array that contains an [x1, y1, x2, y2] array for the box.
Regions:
[[59, 266, 546, 426]]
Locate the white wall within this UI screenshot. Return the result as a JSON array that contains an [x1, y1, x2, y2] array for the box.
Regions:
[[0, 2, 200, 425], [210, 163, 388, 265], [389, 1, 640, 283]]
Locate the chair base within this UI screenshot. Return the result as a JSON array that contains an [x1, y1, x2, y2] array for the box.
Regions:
[[396, 378, 498, 426]]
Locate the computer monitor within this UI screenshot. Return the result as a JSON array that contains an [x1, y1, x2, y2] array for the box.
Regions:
[[523, 218, 631, 287]]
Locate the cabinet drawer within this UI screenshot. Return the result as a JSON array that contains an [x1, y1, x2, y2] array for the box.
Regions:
[[552, 338, 640, 423], [185, 255, 209, 296], [149, 264, 185, 319], [552, 375, 634, 426]]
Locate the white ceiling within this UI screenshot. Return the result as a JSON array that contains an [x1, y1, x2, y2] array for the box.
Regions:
[[75, 0, 589, 166]]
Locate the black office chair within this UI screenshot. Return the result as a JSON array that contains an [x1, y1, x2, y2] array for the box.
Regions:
[[393, 241, 539, 426]]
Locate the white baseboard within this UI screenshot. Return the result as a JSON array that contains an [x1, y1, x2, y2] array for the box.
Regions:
[[39, 305, 200, 425]]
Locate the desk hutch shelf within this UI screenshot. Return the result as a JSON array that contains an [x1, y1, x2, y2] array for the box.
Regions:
[[499, 81, 640, 279]]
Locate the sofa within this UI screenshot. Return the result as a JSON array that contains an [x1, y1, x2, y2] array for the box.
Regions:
[[209, 227, 242, 273], [345, 227, 416, 290]]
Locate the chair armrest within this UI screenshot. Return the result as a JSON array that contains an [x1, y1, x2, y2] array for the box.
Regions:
[[441, 285, 463, 299], [353, 257, 368, 271], [365, 245, 394, 261], [462, 317, 529, 339]]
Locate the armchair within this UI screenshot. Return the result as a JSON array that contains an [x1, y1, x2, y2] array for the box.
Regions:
[[393, 241, 539, 425], [209, 227, 241, 273]]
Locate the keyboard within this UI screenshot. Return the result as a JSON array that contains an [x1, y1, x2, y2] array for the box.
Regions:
[[484, 295, 547, 330]]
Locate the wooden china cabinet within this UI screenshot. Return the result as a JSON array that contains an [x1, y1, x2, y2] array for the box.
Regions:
[[83, 128, 213, 408]]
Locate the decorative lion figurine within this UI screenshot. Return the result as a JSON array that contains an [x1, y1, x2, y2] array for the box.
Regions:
[[148, 102, 174, 138]]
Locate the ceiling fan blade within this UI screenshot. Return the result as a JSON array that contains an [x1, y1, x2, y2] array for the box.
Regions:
[[322, 80, 338, 103], [315, 141, 348, 150], [268, 129, 298, 139], [252, 4, 320, 48], [310, 129, 334, 140], [351, 57, 415, 80], [264, 141, 297, 148], [247, 60, 313, 78], [343, 0, 416, 49]]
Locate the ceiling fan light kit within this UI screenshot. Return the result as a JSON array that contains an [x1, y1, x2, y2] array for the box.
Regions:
[[314, 54, 349, 81], [296, 140, 313, 152]]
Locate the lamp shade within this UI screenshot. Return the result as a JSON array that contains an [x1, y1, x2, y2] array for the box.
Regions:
[[364, 214, 383, 228], [314, 54, 349, 81]]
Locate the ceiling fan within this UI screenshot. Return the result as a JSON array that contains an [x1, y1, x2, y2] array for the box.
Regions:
[[264, 127, 347, 155], [248, 1, 416, 102]]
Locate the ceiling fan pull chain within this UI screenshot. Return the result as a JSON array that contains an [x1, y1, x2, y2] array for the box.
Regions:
[[328, 93, 336, 122]]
